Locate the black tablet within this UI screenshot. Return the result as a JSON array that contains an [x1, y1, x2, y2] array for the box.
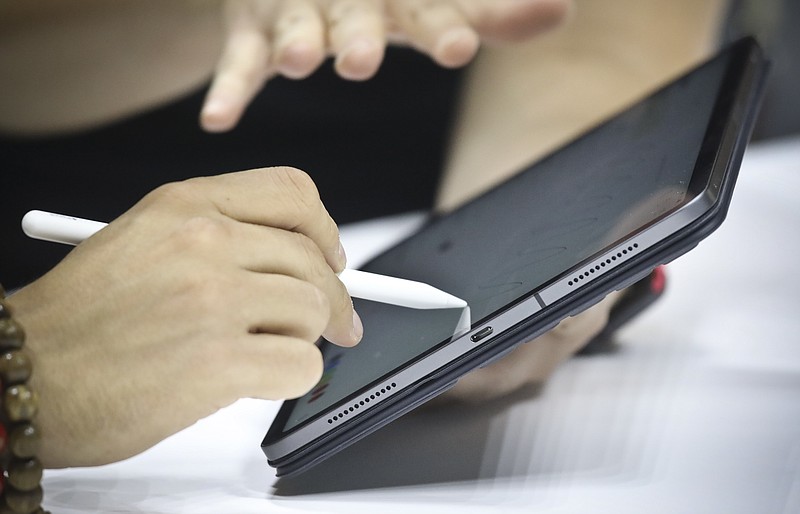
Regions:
[[262, 37, 769, 477]]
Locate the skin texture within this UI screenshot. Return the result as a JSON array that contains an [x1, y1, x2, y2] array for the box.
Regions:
[[0, 0, 571, 134], [202, 0, 570, 130], [0, 0, 729, 465], [8, 167, 362, 467]]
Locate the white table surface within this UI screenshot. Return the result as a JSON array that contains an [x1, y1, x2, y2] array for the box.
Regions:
[[41, 136, 800, 514]]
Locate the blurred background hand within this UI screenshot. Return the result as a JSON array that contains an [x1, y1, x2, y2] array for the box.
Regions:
[[201, 0, 572, 131]]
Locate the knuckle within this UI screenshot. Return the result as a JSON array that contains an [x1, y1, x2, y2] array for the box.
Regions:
[[171, 216, 230, 250], [296, 280, 332, 327], [270, 275, 331, 342], [141, 180, 198, 209], [271, 166, 321, 213], [290, 231, 330, 281]]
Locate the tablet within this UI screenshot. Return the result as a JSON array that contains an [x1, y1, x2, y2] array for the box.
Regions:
[[262, 37, 769, 477]]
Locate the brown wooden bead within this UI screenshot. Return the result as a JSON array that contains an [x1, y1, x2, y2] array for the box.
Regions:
[[3, 484, 43, 513], [8, 424, 40, 459], [4, 386, 38, 422], [6, 459, 43, 492], [0, 352, 32, 385], [0, 319, 24, 350], [0, 300, 10, 320]]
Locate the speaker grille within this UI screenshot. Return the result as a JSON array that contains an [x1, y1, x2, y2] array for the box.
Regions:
[[568, 243, 640, 287], [327, 382, 398, 424]]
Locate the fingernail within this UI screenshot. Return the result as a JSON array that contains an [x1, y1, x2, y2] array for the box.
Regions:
[[278, 42, 323, 79], [202, 96, 227, 117], [200, 97, 235, 132], [335, 40, 381, 80], [435, 28, 479, 67], [352, 310, 364, 343]]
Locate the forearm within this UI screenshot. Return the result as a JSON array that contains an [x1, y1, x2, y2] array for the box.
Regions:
[[0, 0, 222, 135], [437, 0, 728, 211]]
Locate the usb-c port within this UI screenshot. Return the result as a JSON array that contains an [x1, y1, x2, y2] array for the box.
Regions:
[[470, 326, 493, 342]]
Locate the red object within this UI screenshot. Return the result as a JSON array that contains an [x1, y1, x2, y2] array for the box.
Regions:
[[651, 265, 667, 294]]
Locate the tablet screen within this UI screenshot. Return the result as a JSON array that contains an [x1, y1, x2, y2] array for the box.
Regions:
[[281, 48, 731, 432]]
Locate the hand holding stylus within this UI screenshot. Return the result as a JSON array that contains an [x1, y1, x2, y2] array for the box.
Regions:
[[7, 167, 380, 467]]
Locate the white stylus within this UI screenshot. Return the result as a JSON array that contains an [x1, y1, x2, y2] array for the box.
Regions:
[[21, 210, 468, 311]]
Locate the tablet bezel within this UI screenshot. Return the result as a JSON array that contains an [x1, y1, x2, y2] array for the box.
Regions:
[[262, 37, 768, 476]]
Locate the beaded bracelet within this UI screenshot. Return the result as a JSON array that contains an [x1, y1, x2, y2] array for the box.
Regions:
[[0, 285, 48, 514]]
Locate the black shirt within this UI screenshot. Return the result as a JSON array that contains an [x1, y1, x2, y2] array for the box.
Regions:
[[0, 47, 465, 288]]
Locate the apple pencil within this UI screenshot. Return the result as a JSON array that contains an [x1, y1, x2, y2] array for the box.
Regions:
[[21, 210, 468, 311]]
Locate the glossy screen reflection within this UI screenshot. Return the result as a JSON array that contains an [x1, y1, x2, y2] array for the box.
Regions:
[[284, 51, 729, 431]]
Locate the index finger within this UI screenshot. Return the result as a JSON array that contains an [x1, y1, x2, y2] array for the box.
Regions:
[[185, 167, 347, 273], [200, 0, 275, 132]]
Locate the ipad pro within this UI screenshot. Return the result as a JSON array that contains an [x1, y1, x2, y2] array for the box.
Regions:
[[262, 37, 769, 477]]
